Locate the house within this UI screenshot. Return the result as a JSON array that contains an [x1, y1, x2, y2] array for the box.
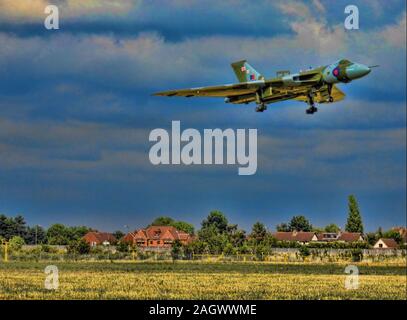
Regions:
[[317, 232, 339, 242], [123, 226, 193, 248], [287, 231, 365, 243], [373, 238, 398, 249], [273, 231, 318, 244], [336, 232, 364, 242], [83, 232, 116, 247]]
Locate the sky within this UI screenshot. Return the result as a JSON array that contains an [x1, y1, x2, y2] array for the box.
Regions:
[[0, 0, 406, 232]]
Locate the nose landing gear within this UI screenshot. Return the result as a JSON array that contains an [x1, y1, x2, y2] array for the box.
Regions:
[[327, 84, 334, 103]]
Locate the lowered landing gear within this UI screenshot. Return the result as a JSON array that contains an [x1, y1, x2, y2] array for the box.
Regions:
[[255, 103, 267, 112], [327, 84, 334, 103], [255, 90, 267, 112], [305, 92, 318, 115], [306, 106, 318, 114]]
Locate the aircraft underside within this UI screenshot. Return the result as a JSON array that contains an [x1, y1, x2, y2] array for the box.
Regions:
[[229, 84, 337, 115]]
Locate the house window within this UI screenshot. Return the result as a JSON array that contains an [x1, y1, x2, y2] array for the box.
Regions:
[[157, 241, 161, 245], [379, 243, 383, 248]]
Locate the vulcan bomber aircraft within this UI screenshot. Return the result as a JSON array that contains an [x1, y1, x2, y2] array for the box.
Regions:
[[154, 59, 376, 114]]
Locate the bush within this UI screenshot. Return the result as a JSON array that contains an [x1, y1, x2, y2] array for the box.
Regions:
[[307, 241, 369, 249], [67, 239, 91, 255], [9, 236, 25, 251], [223, 243, 236, 256], [116, 241, 130, 253], [171, 240, 183, 260], [351, 248, 363, 262], [40, 244, 58, 253], [299, 246, 311, 258]]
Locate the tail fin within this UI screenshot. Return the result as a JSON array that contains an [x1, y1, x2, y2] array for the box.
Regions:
[[231, 60, 264, 83]]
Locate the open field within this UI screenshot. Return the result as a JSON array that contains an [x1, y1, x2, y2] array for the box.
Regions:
[[0, 261, 406, 300]]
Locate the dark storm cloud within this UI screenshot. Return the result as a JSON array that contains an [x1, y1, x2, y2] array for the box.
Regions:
[[0, 0, 405, 232]]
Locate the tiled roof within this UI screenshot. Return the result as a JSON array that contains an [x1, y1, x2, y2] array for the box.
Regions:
[[124, 226, 193, 242], [84, 232, 116, 244], [273, 231, 316, 242], [380, 238, 398, 248], [317, 233, 339, 241], [337, 232, 362, 242]]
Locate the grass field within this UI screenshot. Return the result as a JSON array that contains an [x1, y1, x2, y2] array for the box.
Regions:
[[0, 261, 406, 300]]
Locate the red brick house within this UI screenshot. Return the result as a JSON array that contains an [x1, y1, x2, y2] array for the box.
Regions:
[[83, 232, 116, 247], [123, 226, 193, 248]]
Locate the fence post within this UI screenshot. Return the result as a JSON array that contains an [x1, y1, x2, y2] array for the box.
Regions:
[[2, 241, 8, 262]]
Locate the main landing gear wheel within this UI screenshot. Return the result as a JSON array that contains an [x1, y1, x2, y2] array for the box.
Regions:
[[306, 106, 318, 114], [255, 103, 267, 112], [329, 96, 334, 103]]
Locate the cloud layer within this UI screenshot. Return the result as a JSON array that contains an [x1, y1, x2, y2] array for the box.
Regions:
[[0, 0, 405, 231]]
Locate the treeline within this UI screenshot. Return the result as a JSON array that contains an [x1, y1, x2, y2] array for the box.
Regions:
[[0, 195, 404, 251], [180, 211, 370, 256], [0, 214, 121, 246]]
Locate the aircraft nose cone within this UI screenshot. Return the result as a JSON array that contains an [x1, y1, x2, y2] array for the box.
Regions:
[[346, 64, 371, 79]]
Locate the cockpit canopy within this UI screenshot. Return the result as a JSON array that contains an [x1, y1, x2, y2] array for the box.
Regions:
[[338, 59, 353, 66]]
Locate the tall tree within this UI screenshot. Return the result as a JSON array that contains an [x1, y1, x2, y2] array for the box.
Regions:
[[345, 195, 364, 233], [13, 215, 27, 238], [172, 221, 195, 235], [289, 215, 312, 232], [276, 223, 290, 232], [229, 229, 246, 247], [46, 224, 90, 245], [26, 225, 46, 245], [112, 230, 125, 241], [0, 214, 10, 239], [324, 223, 340, 233], [201, 211, 228, 234], [0, 214, 28, 240], [250, 222, 267, 243], [46, 224, 70, 245], [149, 217, 195, 234], [151, 216, 175, 226], [383, 230, 402, 244]]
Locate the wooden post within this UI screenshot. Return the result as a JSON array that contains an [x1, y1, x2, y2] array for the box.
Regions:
[[2, 241, 8, 263]]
